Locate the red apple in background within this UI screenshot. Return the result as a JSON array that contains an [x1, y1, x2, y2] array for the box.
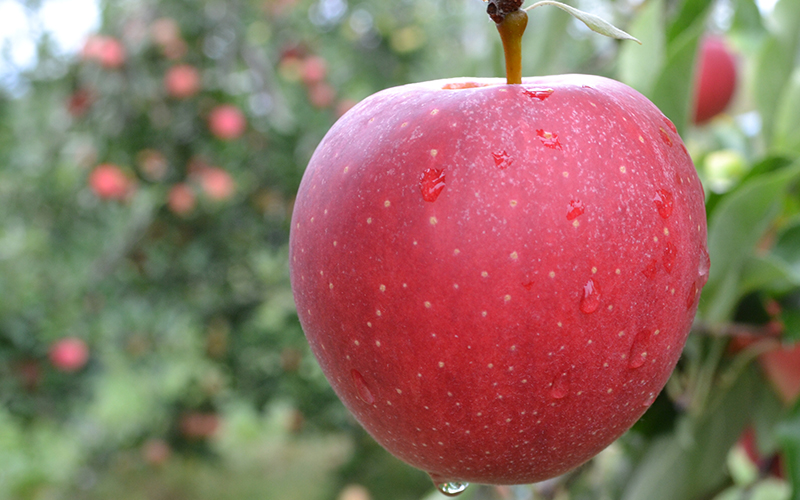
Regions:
[[49, 337, 89, 372], [179, 412, 221, 439], [89, 163, 133, 200], [301, 55, 328, 86], [208, 104, 246, 140], [289, 74, 708, 486], [195, 166, 235, 201], [308, 82, 336, 109], [692, 36, 737, 125], [758, 342, 800, 405], [168, 183, 196, 215], [81, 35, 126, 68], [164, 64, 201, 99]]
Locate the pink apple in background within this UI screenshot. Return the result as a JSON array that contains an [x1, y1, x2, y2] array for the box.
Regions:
[[179, 412, 221, 439], [89, 164, 133, 200], [49, 338, 89, 373], [142, 438, 172, 466], [692, 36, 738, 125], [208, 104, 247, 140], [196, 166, 235, 201], [759, 342, 800, 405], [308, 82, 336, 109], [301, 55, 328, 86], [136, 149, 169, 181], [168, 183, 196, 215], [81, 35, 126, 69], [164, 64, 201, 99]]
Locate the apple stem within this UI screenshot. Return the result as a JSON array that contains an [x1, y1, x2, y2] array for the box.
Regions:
[[495, 9, 528, 85]]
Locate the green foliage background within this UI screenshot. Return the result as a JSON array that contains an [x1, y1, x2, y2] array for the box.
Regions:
[[1, 0, 800, 499]]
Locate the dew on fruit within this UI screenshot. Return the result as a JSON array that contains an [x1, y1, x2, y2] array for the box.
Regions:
[[643, 392, 657, 407], [493, 150, 512, 169], [627, 329, 652, 369], [522, 87, 554, 100], [653, 189, 674, 219], [659, 127, 673, 146], [550, 371, 570, 399], [641, 259, 658, 280], [698, 246, 711, 284], [663, 242, 677, 273], [419, 168, 446, 202], [351, 369, 375, 404], [435, 480, 469, 496], [536, 129, 562, 150], [579, 278, 601, 314], [566, 199, 584, 220]]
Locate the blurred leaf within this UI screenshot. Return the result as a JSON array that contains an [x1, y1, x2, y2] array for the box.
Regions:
[[618, 0, 666, 96], [527, 1, 640, 43], [754, 0, 800, 144], [731, 0, 766, 35], [666, 0, 715, 43], [772, 68, 800, 156], [650, 22, 704, 135], [702, 159, 800, 323], [622, 366, 760, 500], [776, 403, 800, 500]]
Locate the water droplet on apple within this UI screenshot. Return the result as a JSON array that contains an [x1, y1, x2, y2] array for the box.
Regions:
[[419, 168, 446, 202], [579, 278, 601, 314], [643, 392, 657, 407], [686, 282, 699, 310], [436, 482, 469, 497], [351, 369, 375, 404], [653, 189, 673, 219], [492, 150, 512, 169], [536, 129, 562, 150], [550, 371, 570, 399], [659, 127, 673, 146], [663, 116, 677, 134], [642, 259, 658, 280], [662, 242, 677, 274], [566, 199, 584, 220], [522, 87, 554, 100], [698, 246, 710, 284], [627, 329, 652, 369]]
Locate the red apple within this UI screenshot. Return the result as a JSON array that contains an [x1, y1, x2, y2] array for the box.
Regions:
[[89, 163, 133, 200], [179, 412, 221, 439], [208, 104, 246, 140], [195, 166, 235, 201], [692, 36, 737, 125], [758, 342, 800, 405], [164, 64, 201, 99], [308, 82, 336, 109], [301, 55, 328, 86], [49, 337, 89, 372], [81, 35, 125, 68], [168, 183, 196, 215], [289, 75, 708, 486]]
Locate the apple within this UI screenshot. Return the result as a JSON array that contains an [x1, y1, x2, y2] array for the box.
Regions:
[[89, 163, 133, 200], [195, 166, 235, 201], [164, 64, 201, 99], [301, 55, 328, 86], [308, 82, 336, 109], [49, 337, 89, 372], [168, 183, 196, 215], [289, 74, 709, 486], [142, 438, 172, 466], [81, 35, 126, 69], [692, 36, 737, 125], [179, 412, 221, 439], [758, 342, 800, 405], [208, 104, 246, 140]]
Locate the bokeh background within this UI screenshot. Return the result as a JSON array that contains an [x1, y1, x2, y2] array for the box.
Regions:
[[2, 0, 800, 499]]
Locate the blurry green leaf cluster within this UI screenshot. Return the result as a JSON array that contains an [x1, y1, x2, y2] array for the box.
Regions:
[[1, 0, 800, 499]]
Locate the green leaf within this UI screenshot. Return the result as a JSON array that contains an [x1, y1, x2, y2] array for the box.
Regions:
[[622, 367, 759, 500], [666, 0, 715, 43], [650, 23, 704, 139], [702, 159, 800, 323], [618, 0, 666, 96], [772, 68, 800, 156], [776, 406, 800, 500], [738, 255, 799, 296], [526, 1, 641, 43], [731, 0, 766, 36], [754, 0, 800, 144]]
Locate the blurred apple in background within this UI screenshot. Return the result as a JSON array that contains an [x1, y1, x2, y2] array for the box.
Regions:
[[49, 338, 89, 373], [164, 64, 201, 99], [208, 104, 247, 140], [168, 183, 196, 215], [89, 163, 133, 200], [693, 36, 738, 125]]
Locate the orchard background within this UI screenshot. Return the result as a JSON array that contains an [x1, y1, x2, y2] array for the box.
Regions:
[[1, 0, 800, 498]]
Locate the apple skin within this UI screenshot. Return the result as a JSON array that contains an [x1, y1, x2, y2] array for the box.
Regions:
[[289, 74, 709, 485], [49, 337, 89, 373], [693, 36, 737, 125]]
